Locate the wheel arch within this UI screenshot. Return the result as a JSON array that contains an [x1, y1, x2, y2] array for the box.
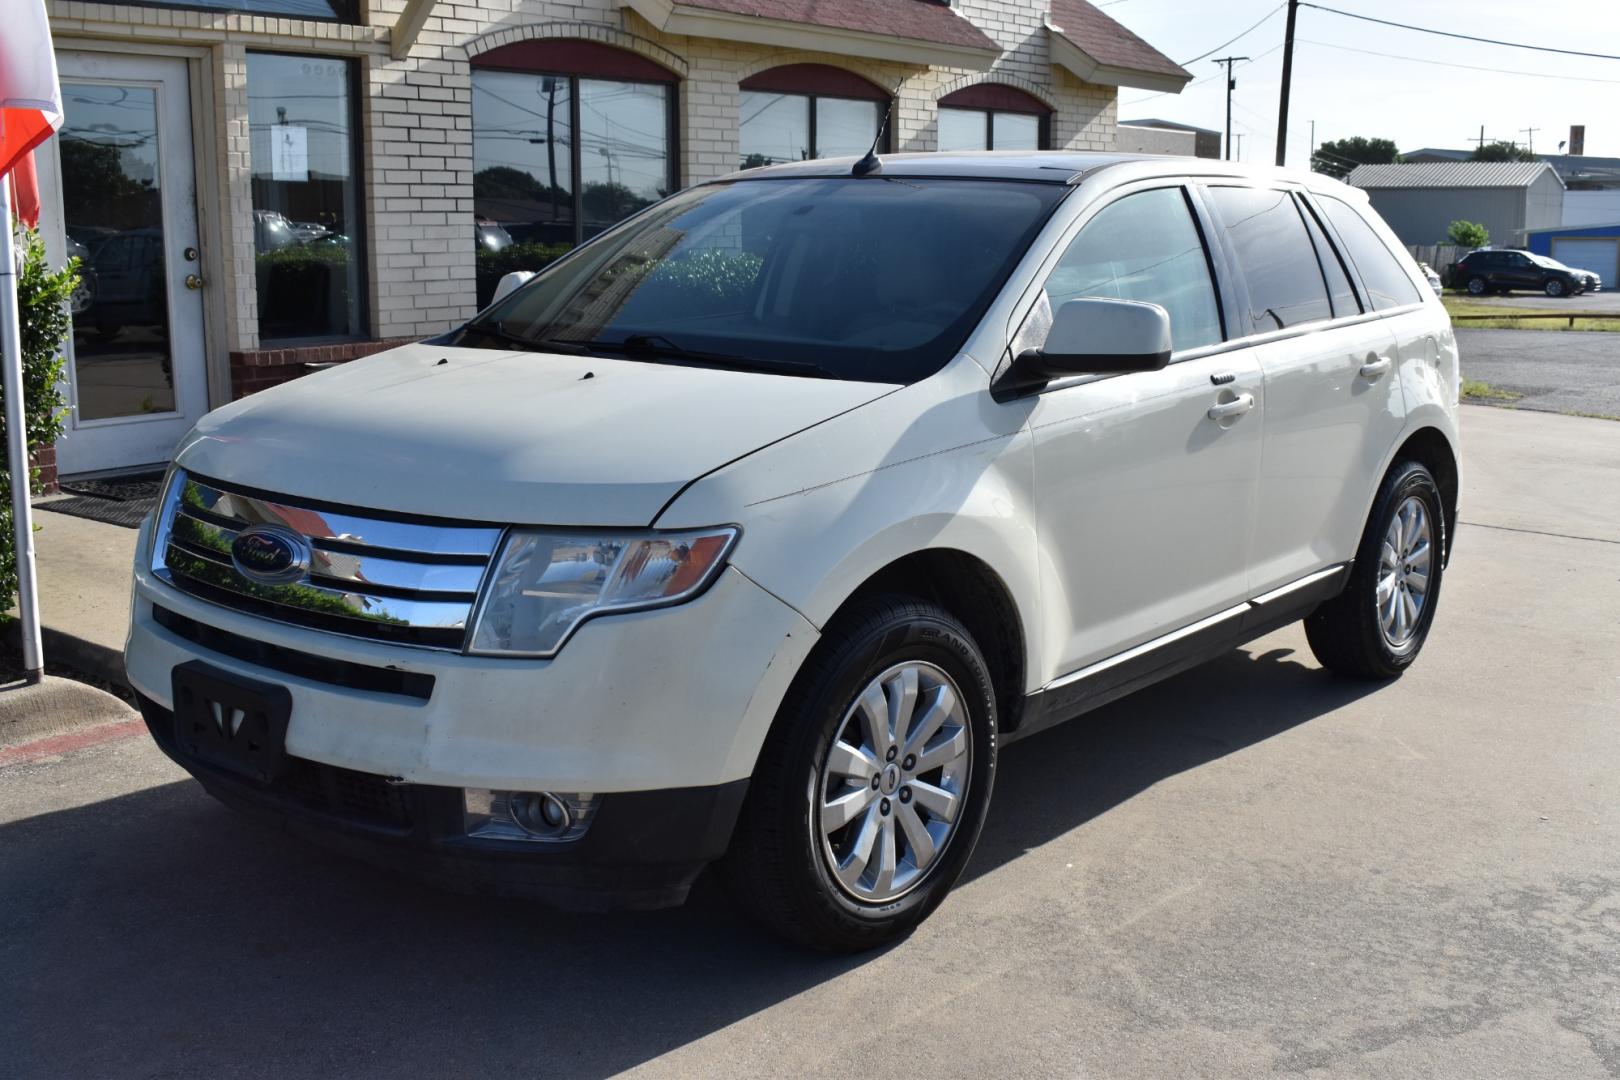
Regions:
[[1386, 424, 1460, 567], [801, 548, 1030, 737]]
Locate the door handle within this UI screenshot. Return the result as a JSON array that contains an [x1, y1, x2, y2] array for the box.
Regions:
[[1207, 392, 1255, 421], [1359, 356, 1392, 379], [184, 274, 204, 291]]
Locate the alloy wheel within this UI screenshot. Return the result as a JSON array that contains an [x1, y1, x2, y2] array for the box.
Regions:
[[1377, 495, 1432, 648], [816, 661, 971, 903]]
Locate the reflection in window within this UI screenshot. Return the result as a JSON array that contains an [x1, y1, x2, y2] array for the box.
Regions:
[[472, 67, 674, 307], [739, 93, 882, 169], [247, 53, 364, 341], [1206, 186, 1334, 333], [57, 83, 176, 419], [1045, 187, 1222, 352]]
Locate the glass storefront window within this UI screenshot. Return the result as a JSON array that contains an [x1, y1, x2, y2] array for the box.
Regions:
[[123, 0, 356, 19], [739, 91, 882, 169], [247, 53, 364, 341], [472, 66, 675, 307], [937, 94, 1050, 152]]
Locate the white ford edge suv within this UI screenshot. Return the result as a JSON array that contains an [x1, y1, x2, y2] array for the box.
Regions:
[[126, 153, 1460, 951]]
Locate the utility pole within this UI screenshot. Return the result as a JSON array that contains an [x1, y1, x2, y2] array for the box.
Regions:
[[1274, 0, 1299, 166], [1467, 125, 1488, 150], [1520, 127, 1539, 153], [1309, 119, 1316, 161], [1212, 56, 1249, 162]]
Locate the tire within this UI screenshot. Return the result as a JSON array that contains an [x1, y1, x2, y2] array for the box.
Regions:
[[1306, 461, 1445, 680], [1465, 276, 1487, 296], [1545, 278, 1567, 297], [721, 595, 997, 951]]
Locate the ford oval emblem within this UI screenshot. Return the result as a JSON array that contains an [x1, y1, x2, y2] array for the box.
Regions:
[[230, 525, 310, 585]]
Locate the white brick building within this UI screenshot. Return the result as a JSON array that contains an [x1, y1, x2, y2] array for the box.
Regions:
[[36, 0, 1186, 478]]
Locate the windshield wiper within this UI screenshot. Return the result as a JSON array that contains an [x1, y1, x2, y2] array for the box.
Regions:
[[586, 334, 841, 380], [463, 320, 555, 352]]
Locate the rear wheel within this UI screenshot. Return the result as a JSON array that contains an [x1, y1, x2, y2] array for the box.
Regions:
[[1465, 276, 1487, 296], [722, 595, 997, 951], [1306, 461, 1445, 679]]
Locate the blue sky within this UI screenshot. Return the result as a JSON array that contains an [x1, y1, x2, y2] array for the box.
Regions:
[[1105, 0, 1620, 165]]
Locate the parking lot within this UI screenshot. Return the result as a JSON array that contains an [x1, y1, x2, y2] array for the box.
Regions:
[[2, 405, 1617, 1079], [1459, 329, 1620, 417]]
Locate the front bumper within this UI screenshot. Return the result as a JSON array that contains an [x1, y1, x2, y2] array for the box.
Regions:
[[127, 513, 818, 792], [136, 689, 747, 908]]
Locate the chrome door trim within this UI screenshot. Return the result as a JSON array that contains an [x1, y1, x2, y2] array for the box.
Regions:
[[1044, 563, 1351, 693], [1248, 564, 1346, 608], [1046, 602, 1251, 692]]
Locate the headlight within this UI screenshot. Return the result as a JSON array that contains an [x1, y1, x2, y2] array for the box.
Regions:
[[468, 525, 739, 656]]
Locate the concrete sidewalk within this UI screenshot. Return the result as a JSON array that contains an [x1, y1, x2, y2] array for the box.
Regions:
[[3, 507, 137, 686]]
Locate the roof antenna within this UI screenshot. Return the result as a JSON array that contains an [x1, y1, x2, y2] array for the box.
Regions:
[[852, 96, 894, 177]]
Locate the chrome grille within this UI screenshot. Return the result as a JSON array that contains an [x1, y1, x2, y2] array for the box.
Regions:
[[152, 471, 502, 650]]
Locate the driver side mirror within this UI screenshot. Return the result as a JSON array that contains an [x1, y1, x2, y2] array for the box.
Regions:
[[997, 297, 1173, 399]]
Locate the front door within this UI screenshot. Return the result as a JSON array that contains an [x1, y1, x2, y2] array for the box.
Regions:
[[1022, 184, 1264, 680], [37, 52, 208, 476]]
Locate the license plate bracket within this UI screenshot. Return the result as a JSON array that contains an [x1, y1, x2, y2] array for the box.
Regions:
[[171, 661, 292, 784]]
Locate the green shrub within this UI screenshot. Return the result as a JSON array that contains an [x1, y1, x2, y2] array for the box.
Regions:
[[1447, 220, 1489, 249], [2, 229, 77, 612]]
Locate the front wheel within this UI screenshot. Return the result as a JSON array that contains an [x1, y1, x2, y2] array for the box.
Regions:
[[722, 596, 997, 951], [1306, 461, 1445, 679], [1545, 278, 1567, 297]]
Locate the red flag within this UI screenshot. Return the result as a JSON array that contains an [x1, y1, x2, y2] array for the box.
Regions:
[[8, 150, 40, 228]]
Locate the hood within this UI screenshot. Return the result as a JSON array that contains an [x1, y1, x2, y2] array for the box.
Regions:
[[177, 343, 894, 526]]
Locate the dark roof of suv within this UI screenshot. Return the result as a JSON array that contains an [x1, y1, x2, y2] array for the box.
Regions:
[[724, 150, 1179, 184]]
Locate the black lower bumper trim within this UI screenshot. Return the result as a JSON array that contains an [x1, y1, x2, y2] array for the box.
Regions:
[[136, 691, 748, 911]]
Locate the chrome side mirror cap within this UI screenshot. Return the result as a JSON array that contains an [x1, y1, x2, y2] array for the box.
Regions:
[[490, 270, 536, 307], [997, 297, 1173, 399]]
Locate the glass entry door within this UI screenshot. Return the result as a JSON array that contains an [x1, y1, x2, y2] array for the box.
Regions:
[[38, 52, 208, 476]]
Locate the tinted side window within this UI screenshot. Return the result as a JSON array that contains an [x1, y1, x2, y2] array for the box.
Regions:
[[1044, 186, 1223, 352], [1206, 186, 1333, 333], [1319, 196, 1425, 310], [1298, 197, 1360, 318]]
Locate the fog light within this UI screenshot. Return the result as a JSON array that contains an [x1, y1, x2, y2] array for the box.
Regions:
[[464, 788, 596, 843]]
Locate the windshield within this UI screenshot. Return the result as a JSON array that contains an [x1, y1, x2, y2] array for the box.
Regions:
[[453, 177, 1068, 383]]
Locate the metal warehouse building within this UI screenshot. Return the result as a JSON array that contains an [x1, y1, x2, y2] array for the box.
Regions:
[[1526, 222, 1620, 288], [1347, 162, 1565, 248]]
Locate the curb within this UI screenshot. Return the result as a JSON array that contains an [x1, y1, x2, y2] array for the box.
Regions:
[[2, 621, 126, 689]]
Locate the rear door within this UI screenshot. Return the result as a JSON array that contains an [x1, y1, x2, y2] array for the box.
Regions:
[[1200, 184, 1405, 594]]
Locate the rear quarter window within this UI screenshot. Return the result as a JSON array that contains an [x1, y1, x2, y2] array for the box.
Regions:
[[1318, 196, 1426, 311]]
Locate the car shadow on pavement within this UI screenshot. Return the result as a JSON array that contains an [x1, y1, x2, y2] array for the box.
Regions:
[[1, 644, 1379, 1078]]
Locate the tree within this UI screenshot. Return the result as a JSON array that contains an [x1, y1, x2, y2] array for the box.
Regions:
[[1311, 136, 1399, 180], [1447, 220, 1489, 249], [2, 230, 77, 610], [1469, 140, 1539, 163]]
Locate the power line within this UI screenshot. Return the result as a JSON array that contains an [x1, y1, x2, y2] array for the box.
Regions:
[[1120, 42, 1282, 108], [1180, 3, 1284, 66], [1298, 3, 1620, 62], [1298, 39, 1620, 84]]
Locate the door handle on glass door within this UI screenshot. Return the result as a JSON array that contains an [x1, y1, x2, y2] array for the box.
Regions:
[[184, 274, 204, 291], [1359, 356, 1392, 378], [1207, 393, 1255, 421]]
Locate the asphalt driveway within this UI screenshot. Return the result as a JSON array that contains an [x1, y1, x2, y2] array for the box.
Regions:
[[1457, 328, 1620, 417], [2, 406, 1618, 1079], [1451, 288, 1619, 312]]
